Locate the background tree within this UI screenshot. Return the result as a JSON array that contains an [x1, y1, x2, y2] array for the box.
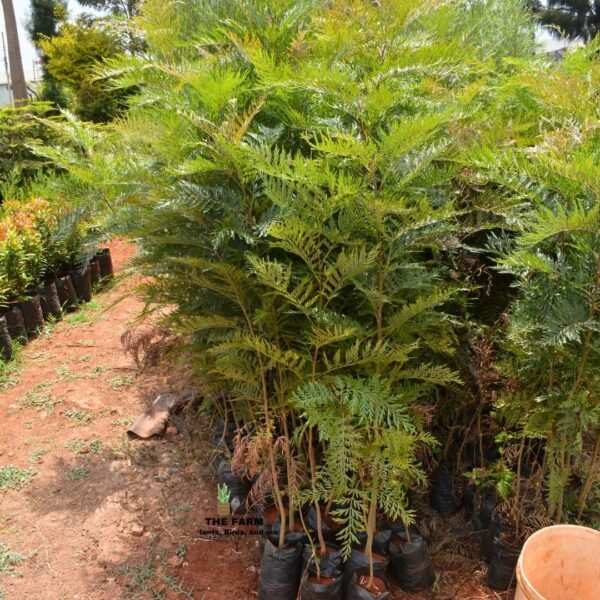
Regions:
[[539, 0, 600, 41], [77, 0, 140, 18], [39, 19, 127, 122], [28, 0, 69, 106]]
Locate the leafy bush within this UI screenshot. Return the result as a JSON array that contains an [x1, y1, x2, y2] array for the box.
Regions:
[[34, 0, 600, 578], [0, 102, 64, 193], [0, 195, 90, 304]]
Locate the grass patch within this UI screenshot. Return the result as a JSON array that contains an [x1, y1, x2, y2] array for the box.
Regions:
[[0, 466, 36, 490], [64, 439, 87, 455], [164, 575, 194, 598], [0, 542, 25, 575], [66, 467, 89, 480], [55, 365, 81, 382], [103, 435, 156, 465], [18, 384, 60, 413], [169, 502, 191, 515], [65, 300, 102, 326], [64, 438, 101, 455], [170, 503, 192, 527], [0, 343, 23, 392], [64, 407, 94, 424], [28, 448, 48, 463], [114, 557, 195, 599], [108, 374, 135, 390], [90, 439, 102, 453], [113, 416, 134, 427]]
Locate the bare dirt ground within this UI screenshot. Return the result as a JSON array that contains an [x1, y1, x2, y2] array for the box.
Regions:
[[0, 240, 512, 600], [0, 241, 257, 600]]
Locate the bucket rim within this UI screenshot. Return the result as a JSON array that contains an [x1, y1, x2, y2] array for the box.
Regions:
[[517, 524, 600, 600]]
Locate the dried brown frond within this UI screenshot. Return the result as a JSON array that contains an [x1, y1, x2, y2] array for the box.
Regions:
[[231, 428, 250, 477], [287, 455, 305, 492], [412, 403, 436, 428], [248, 468, 274, 509], [232, 428, 271, 480], [121, 326, 180, 370], [497, 475, 552, 544]]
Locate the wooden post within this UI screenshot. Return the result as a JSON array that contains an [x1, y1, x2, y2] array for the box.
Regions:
[[1, 0, 28, 106]]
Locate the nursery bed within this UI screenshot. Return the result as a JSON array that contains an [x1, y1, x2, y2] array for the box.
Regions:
[[0, 240, 513, 599]]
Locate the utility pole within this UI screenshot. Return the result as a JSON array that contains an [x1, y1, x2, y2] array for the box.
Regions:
[[1, 0, 27, 106]]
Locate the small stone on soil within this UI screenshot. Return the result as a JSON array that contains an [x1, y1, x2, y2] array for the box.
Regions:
[[168, 555, 183, 568], [130, 523, 144, 536]]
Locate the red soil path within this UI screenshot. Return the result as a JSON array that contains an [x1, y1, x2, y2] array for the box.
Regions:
[[0, 241, 257, 600]]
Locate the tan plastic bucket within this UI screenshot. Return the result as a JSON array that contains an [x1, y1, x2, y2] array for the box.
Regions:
[[515, 524, 600, 600]]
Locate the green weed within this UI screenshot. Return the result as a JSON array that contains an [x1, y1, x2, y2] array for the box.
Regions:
[[0, 466, 36, 490], [64, 439, 87, 455], [55, 365, 81, 382], [164, 575, 194, 598], [114, 556, 196, 599], [169, 503, 191, 515], [66, 300, 102, 326], [109, 374, 134, 390], [28, 448, 48, 463], [66, 467, 89, 480], [0, 542, 25, 575], [0, 343, 23, 391], [64, 407, 94, 424], [90, 439, 102, 453], [18, 384, 60, 413]]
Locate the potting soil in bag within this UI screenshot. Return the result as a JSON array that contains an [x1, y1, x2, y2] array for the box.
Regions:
[[462, 481, 476, 517], [345, 570, 390, 600], [214, 417, 236, 451], [257, 539, 303, 600], [56, 276, 78, 311], [39, 282, 62, 321], [343, 547, 388, 596], [270, 518, 309, 546], [20, 296, 44, 336], [431, 461, 461, 516], [0, 317, 12, 360], [217, 459, 251, 501], [305, 506, 334, 539], [482, 511, 510, 563], [472, 490, 497, 532], [97, 249, 115, 280], [302, 544, 343, 578], [299, 570, 343, 600], [4, 306, 26, 340], [90, 259, 101, 286], [70, 268, 92, 303], [389, 534, 435, 592], [355, 530, 392, 555], [486, 537, 520, 589]]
